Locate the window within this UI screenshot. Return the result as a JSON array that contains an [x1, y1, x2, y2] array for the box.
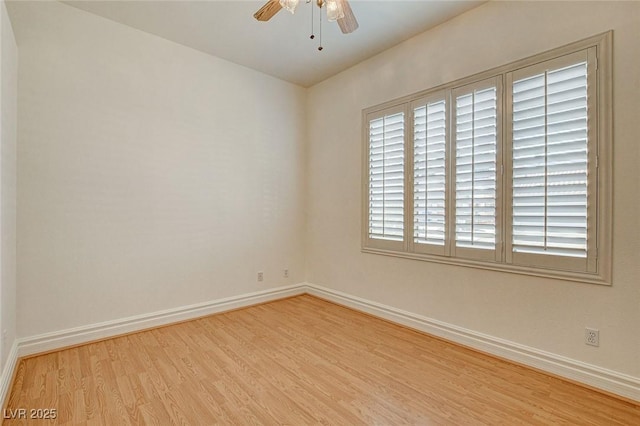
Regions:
[[505, 50, 597, 273], [362, 33, 612, 285], [452, 78, 502, 261], [411, 93, 447, 255], [365, 106, 406, 252]]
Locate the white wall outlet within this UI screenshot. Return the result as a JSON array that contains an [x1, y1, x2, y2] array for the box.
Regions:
[[585, 328, 599, 347], [284, 269, 289, 278], [257, 271, 264, 282]]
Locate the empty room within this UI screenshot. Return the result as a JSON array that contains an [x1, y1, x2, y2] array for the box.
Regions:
[[0, 0, 638, 424]]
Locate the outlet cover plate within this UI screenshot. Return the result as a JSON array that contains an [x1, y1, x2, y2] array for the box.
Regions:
[[585, 328, 599, 347]]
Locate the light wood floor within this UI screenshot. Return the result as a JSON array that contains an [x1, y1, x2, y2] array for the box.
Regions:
[[5, 295, 639, 425]]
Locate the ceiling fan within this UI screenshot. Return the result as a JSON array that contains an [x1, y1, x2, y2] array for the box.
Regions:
[[254, 0, 359, 35]]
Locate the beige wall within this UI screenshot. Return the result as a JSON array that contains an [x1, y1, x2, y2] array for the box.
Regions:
[[307, 1, 640, 377], [0, 0, 17, 367], [11, 1, 307, 337]]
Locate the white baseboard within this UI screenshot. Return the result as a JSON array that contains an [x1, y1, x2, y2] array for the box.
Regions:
[[17, 283, 306, 358], [0, 340, 19, 410], [305, 283, 640, 402], [7, 282, 638, 405]]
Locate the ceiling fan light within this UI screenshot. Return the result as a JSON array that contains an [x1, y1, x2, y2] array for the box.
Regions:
[[326, 0, 344, 22], [279, 0, 300, 14]]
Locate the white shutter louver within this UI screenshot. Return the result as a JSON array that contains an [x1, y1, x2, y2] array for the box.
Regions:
[[413, 100, 446, 246], [511, 61, 588, 259], [368, 112, 405, 242], [455, 86, 498, 251]]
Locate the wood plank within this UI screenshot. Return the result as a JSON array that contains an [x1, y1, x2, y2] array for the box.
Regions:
[[253, 0, 282, 22]]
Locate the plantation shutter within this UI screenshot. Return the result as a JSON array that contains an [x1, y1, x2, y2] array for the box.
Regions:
[[361, 36, 608, 282], [365, 106, 406, 251], [452, 78, 502, 261], [506, 49, 597, 272], [412, 95, 447, 255]]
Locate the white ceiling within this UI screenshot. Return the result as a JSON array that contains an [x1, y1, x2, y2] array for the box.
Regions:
[[63, 0, 485, 87]]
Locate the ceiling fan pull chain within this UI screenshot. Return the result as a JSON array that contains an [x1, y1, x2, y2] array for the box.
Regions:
[[318, 2, 323, 51], [310, 0, 315, 40]]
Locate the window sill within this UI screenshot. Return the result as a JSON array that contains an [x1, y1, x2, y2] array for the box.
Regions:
[[361, 247, 610, 286]]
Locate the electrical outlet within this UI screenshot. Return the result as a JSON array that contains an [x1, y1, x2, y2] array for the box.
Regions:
[[585, 328, 599, 347], [284, 269, 289, 278], [257, 271, 264, 282]]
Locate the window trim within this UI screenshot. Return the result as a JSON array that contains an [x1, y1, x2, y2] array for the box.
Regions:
[[361, 32, 613, 285]]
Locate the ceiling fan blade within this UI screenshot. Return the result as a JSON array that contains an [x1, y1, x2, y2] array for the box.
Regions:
[[336, 0, 358, 34], [254, 0, 282, 21]]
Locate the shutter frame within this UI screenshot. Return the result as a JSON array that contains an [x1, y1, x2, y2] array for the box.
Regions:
[[363, 104, 408, 252], [451, 77, 503, 262], [505, 49, 598, 273], [410, 92, 449, 256]]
